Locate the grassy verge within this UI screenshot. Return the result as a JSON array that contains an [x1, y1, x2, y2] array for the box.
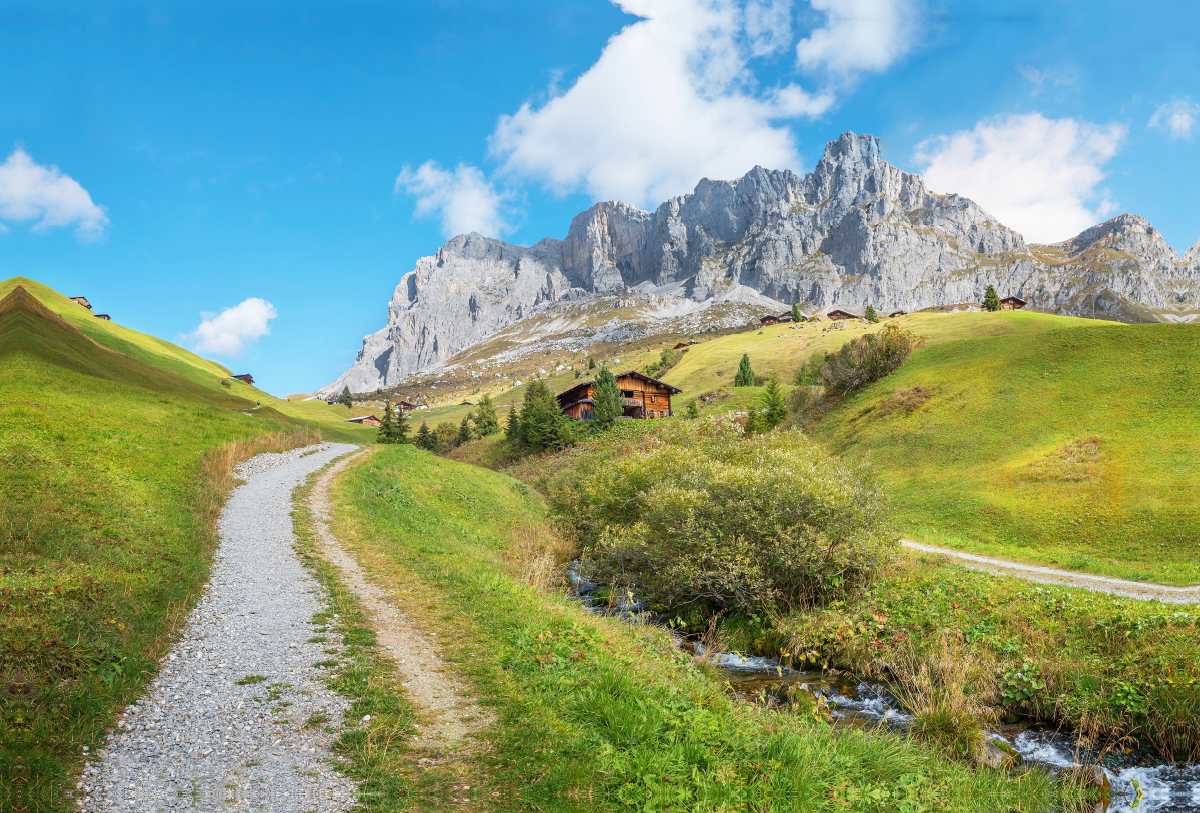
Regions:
[[324, 444, 1086, 812], [806, 322, 1200, 584]]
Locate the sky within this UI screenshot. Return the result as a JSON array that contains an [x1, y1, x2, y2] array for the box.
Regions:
[[2, 0, 1198, 396]]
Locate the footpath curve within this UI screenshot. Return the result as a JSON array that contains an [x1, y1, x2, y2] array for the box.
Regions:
[[902, 540, 1200, 604], [77, 442, 361, 812]]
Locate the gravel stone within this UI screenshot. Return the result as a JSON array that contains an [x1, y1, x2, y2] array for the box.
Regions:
[[77, 443, 361, 811]]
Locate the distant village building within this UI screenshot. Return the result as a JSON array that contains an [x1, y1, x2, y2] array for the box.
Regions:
[[345, 415, 382, 426], [398, 400, 420, 411], [557, 371, 682, 420], [760, 315, 780, 326], [231, 374, 254, 385], [888, 311, 906, 318], [672, 341, 696, 350], [70, 296, 92, 310], [94, 313, 111, 321], [827, 309, 860, 321], [1000, 296, 1026, 311]]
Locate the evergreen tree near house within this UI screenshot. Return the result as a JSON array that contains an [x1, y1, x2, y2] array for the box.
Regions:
[[377, 401, 395, 444], [592, 367, 623, 427], [415, 422, 434, 450], [983, 285, 1001, 312], [391, 406, 410, 444], [338, 386, 353, 408], [474, 394, 500, 436], [791, 303, 802, 322], [456, 416, 474, 445], [518, 380, 571, 451], [760, 380, 788, 429], [865, 305, 877, 322], [685, 399, 701, 419], [734, 353, 756, 387]]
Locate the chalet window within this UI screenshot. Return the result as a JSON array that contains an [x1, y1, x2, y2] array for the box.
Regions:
[[621, 390, 634, 397], [651, 395, 658, 403]]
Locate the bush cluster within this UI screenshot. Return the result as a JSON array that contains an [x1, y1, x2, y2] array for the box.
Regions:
[[818, 322, 922, 396], [556, 417, 896, 615]]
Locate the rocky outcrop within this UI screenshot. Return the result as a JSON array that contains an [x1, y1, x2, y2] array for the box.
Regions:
[[322, 132, 1200, 394]]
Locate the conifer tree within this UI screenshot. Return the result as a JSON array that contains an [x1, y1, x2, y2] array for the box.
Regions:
[[685, 399, 701, 419], [761, 380, 787, 429], [734, 353, 756, 387], [791, 303, 802, 322], [392, 406, 410, 443], [339, 386, 353, 408], [504, 406, 520, 442], [474, 394, 500, 436], [592, 367, 623, 427], [865, 305, 877, 322], [377, 401, 394, 444], [415, 421, 433, 450], [588, 357, 596, 370], [743, 409, 763, 434], [456, 416, 474, 445], [983, 285, 1001, 312], [519, 380, 570, 451]]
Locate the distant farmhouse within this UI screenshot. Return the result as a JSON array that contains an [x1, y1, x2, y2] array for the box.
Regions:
[[398, 400, 424, 411], [889, 310, 906, 318], [557, 371, 682, 420], [345, 415, 382, 426], [231, 374, 255, 385], [1000, 296, 1027, 310], [70, 296, 92, 310], [827, 309, 860, 321], [760, 314, 780, 326], [95, 314, 111, 321]]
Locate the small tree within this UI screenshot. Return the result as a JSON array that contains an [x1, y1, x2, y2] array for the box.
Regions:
[[519, 380, 571, 452], [983, 285, 1001, 312], [504, 406, 520, 441], [339, 386, 353, 408], [415, 422, 434, 450], [377, 401, 395, 444], [761, 380, 787, 429], [743, 409, 764, 435], [392, 406, 410, 444], [433, 421, 457, 451], [592, 367, 623, 427], [791, 303, 802, 322], [865, 305, 877, 322], [456, 416, 474, 445], [685, 399, 701, 419], [588, 357, 597, 370], [475, 394, 500, 436], [734, 353, 756, 387]]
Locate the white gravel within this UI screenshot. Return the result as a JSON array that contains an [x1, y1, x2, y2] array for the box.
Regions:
[[77, 442, 362, 811]]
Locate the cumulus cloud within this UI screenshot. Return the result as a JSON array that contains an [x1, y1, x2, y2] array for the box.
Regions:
[[0, 147, 109, 240], [185, 298, 277, 357], [915, 113, 1125, 244], [1148, 99, 1200, 141], [796, 0, 923, 76], [488, 0, 834, 207], [395, 161, 508, 238]]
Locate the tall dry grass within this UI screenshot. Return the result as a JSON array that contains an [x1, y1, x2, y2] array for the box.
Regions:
[[506, 522, 577, 594], [891, 637, 998, 760]]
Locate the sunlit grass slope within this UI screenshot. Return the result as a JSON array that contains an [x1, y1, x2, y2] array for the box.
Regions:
[[808, 322, 1200, 584], [0, 281, 345, 811], [329, 444, 1076, 812]]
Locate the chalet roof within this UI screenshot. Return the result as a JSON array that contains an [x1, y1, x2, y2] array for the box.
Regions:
[[1000, 296, 1027, 305], [70, 296, 92, 309], [557, 369, 682, 404], [345, 415, 381, 423], [827, 308, 862, 319], [888, 311, 906, 317]]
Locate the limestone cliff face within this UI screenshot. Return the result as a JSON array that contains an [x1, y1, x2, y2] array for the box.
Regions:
[[322, 132, 1200, 395]]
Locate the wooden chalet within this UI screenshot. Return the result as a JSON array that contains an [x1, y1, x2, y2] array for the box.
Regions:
[[345, 415, 382, 426], [827, 309, 860, 321], [70, 296, 92, 310], [672, 341, 696, 350], [557, 371, 682, 420], [231, 373, 254, 385], [398, 400, 420, 411], [778, 313, 794, 323], [760, 314, 780, 326], [94, 313, 111, 321], [1000, 296, 1026, 310], [888, 310, 906, 318]]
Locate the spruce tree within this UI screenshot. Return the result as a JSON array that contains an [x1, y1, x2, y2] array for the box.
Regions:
[[377, 401, 394, 444], [865, 305, 877, 322], [519, 380, 570, 451], [791, 303, 802, 322], [415, 422, 433, 450], [474, 394, 500, 436], [592, 367, 623, 427], [983, 285, 1001, 312], [339, 386, 353, 408], [743, 410, 763, 435], [761, 380, 787, 429], [588, 357, 596, 370], [685, 399, 701, 419], [456, 416, 474, 445], [392, 407, 410, 443], [734, 353, 756, 387]]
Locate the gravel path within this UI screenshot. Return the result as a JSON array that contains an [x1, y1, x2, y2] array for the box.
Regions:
[[903, 540, 1200, 604], [77, 442, 362, 812]]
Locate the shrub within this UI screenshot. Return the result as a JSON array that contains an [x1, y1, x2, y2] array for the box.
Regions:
[[559, 417, 896, 614], [733, 353, 756, 386], [820, 322, 922, 396], [793, 352, 831, 386]]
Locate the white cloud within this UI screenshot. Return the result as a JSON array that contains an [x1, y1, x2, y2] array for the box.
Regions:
[[1148, 99, 1200, 141], [488, 0, 833, 207], [395, 161, 508, 238], [1018, 66, 1078, 96], [796, 0, 922, 76], [914, 113, 1125, 244], [185, 298, 277, 357], [0, 147, 109, 240]]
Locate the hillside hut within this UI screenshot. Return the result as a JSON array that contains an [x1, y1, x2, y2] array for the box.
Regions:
[[888, 310, 906, 318], [398, 400, 419, 411], [70, 296, 92, 310], [827, 309, 860, 321], [232, 374, 255, 385], [557, 371, 682, 420], [345, 415, 382, 427], [1000, 296, 1026, 310], [778, 313, 794, 323], [94, 313, 111, 321], [672, 341, 694, 350], [760, 315, 780, 326]]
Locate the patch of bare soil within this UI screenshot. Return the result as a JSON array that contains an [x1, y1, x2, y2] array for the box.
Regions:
[[308, 450, 492, 753]]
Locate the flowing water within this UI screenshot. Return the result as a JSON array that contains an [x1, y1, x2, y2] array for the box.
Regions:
[[713, 654, 1200, 813]]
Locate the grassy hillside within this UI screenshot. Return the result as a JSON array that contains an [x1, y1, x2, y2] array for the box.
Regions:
[[0, 280, 358, 811], [325, 444, 1079, 812], [807, 321, 1200, 584]]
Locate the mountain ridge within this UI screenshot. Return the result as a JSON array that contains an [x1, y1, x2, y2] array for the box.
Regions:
[[322, 132, 1200, 395]]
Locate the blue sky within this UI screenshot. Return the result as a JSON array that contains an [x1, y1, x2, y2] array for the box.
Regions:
[[2, 0, 1197, 396]]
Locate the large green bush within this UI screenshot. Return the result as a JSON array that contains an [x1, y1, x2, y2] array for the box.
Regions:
[[820, 322, 921, 395], [556, 417, 896, 613]]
